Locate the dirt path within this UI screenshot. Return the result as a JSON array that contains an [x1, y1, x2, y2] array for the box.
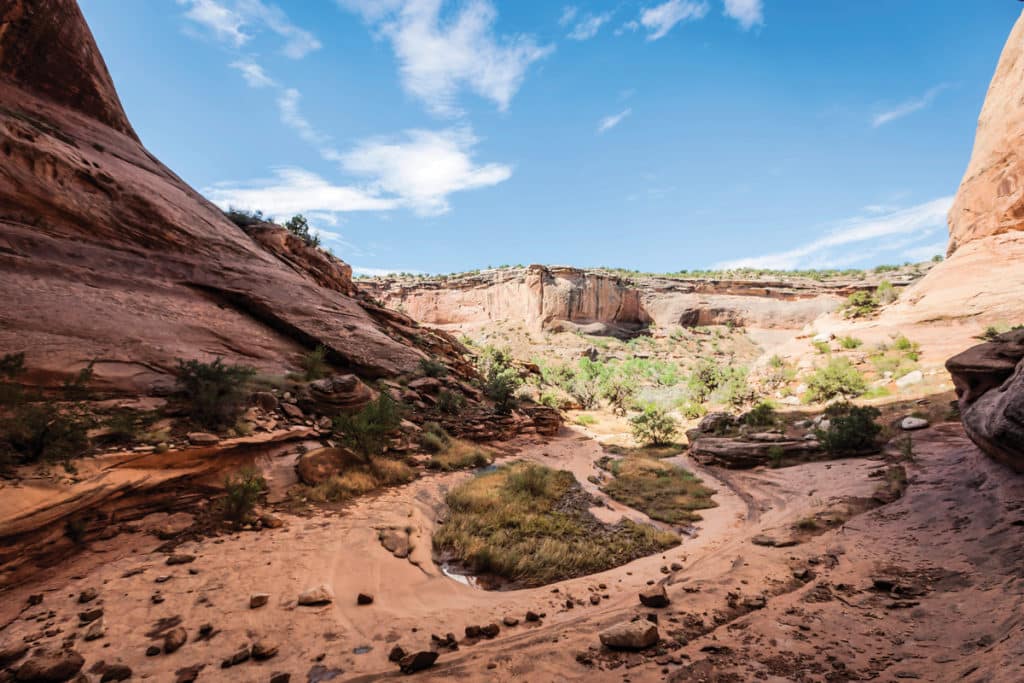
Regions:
[[0, 424, 1021, 682]]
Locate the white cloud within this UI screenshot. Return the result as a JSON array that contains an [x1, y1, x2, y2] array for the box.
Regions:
[[559, 6, 578, 27], [597, 108, 632, 134], [340, 128, 512, 215], [339, 0, 553, 116], [178, 0, 320, 59], [723, 0, 763, 30], [206, 128, 511, 218], [616, 20, 640, 36], [276, 88, 332, 147], [206, 167, 398, 216], [872, 84, 950, 128], [568, 12, 613, 40], [714, 197, 954, 270], [230, 60, 277, 88], [640, 0, 709, 41]]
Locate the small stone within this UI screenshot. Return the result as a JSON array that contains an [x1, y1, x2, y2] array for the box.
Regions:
[[13, 649, 85, 681], [260, 513, 284, 529], [480, 624, 500, 639], [388, 645, 407, 662], [78, 587, 99, 604], [464, 625, 481, 639], [27, 594, 43, 606], [281, 403, 304, 420], [145, 646, 161, 657], [186, 432, 220, 446], [164, 626, 188, 654], [742, 595, 767, 610], [399, 651, 438, 674], [900, 416, 929, 431], [166, 554, 195, 565], [670, 562, 683, 571], [151, 593, 165, 604], [84, 618, 106, 641], [525, 611, 540, 622], [639, 585, 670, 608], [895, 370, 924, 388], [79, 607, 104, 624], [502, 616, 519, 627], [253, 392, 279, 412], [250, 593, 270, 609], [174, 664, 204, 683], [298, 585, 333, 606], [221, 645, 251, 668], [356, 593, 373, 605], [589, 594, 601, 605], [252, 640, 278, 661], [599, 622, 660, 650], [100, 664, 133, 682], [269, 674, 291, 683]]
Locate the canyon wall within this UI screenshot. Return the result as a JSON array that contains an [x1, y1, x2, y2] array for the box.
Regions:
[[364, 266, 916, 335]]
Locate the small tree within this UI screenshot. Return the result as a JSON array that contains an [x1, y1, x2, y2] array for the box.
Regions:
[[601, 375, 636, 416], [805, 358, 866, 403], [222, 467, 266, 524], [285, 214, 321, 248], [300, 345, 330, 381], [477, 346, 522, 414], [630, 406, 679, 446], [334, 394, 403, 460], [815, 403, 881, 455], [175, 358, 256, 429]]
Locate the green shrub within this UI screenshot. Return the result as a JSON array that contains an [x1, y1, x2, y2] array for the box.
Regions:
[[767, 445, 785, 468], [284, 213, 321, 248], [334, 394, 403, 460], [841, 290, 879, 318], [2, 404, 89, 465], [875, 280, 898, 304], [175, 357, 256, 429], [538, 391, 560, 408], [812, 340, 831, 355], [677, 400, 706, 420], [419, 357, 447, 378], [743, 400, 777, 427], [601, 375, 636, 416], [815, 403, 881, 455], [437, 389, 467, 415], [478, 347, 522, 414], [61, 362, 95, 400], [630, 406, 679, 446], [574, 414, 596, 426], [419, 421, 452, 453], [300, 345, 330, 381], [805, 358, 866, 403], [839, 336, 863, 350], [222, 467, 266, 524]]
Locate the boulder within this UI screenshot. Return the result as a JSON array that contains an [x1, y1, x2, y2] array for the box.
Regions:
[[84, 618, 105, 641], [221, 646, 250, 668], [252, 392, 279, 412], [250, 593, 270, 609], [15, 649, 84, 682], [186, 432, 220, 446], [300, 375, 375, 417], [399, 651, 438, 674], [947, 329, 1024, 471], [638, 584, 670, 608], [298, 585, 333, 606], [251, 640, 278, 660], [900, 417, 929, 431], [78, 607, 103, 624], [164, 626, 188, 654], [407, 377, 442, 393], [281, 403, 304, 420], [99, 664, 132, 682], [599, 622, 660, 650], [895, 370, 923, 388], [357, 593, 373, 605], [295, 447, 358, 486], [77, 588, 98, 603], [689, 436, 822, 468]]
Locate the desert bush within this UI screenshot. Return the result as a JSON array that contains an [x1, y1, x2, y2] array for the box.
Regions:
[[428, 440, 492, 471], [284, 213, 321, 248], [222, 467, 266, 524], [743, 400, 777, 427], [419, 357, 447, 378], [175, 357, 256, 429], [875, 279, 898, 304], [839, 336, 863, 349], [574, 414, 596, 426], [630, 406, 679, 446], [419, 421, 452, 453], [815, 402, 881, 455], [334, 394, 403, 460], [841, 290, 879, 318], [600, 456, 716, 524], [767, 445, 785, 468], [300, 346, 330, 381], [1, 404, 89, 465], [813, 340, 831, 355], [437, 389, 467, 415], [601, 375, 636, 415], [62, 362, 95, 400], [477, 346, 522, 414], [677, 400, 707, 420], [538, 391, 560, 409], [805, 358, 866, 403]]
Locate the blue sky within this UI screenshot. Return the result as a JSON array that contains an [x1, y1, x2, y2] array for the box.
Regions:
[[79, 0, 1021, 275]]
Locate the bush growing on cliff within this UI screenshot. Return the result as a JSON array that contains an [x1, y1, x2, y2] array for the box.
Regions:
[[300, 345, 330, 381], [743, 400, 778, 427], [2, 404, 90, 466], [334, 394, 403, 459], [419, 357, 447, 378], [841, 290, 879, 318], [437, 389, 467, 415], [630, 406, 679, 446], [477, 346, 522, 414], [175, 357, 256, 430], [805, 358, 866, 403], [222, 467, 266, 524], [284, 213, 321, 248]]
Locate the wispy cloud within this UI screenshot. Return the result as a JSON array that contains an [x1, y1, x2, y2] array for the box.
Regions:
[[229, 60, 276, 88], [902, 240, 948, 263], [338, 0, 553, 117], [723, 0, 763, 30], [206, 167, 398, 216], [178, 0, 321, 58], [640, 0, 709, 41], [276, 88, 332, 146], [872, 84, 950, 128], [567, 11, 614, 40], [559, 6, 578, 27], [597, 108, 632, 134], [714, 197, 954, 270]]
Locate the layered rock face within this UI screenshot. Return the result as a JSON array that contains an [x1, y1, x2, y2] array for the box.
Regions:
[[0, 0, 446, 393], [365, 266, 908, 334], [940, 10, 1024, 471]]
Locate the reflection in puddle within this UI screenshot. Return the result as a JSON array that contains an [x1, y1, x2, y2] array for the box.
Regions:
[[441, 562, 481, 588]]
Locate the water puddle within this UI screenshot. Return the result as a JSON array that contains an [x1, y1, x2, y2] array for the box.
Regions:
[[352, 645, 372, 655], [440, 562, 481, 588]]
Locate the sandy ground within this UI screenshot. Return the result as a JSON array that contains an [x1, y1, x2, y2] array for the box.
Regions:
[[1, 420, 1021, 682]]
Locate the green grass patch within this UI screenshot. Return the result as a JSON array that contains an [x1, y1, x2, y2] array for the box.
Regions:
[[599, 456, 717, 524]]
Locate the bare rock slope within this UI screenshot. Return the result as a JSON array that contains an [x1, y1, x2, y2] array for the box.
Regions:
[[0, 0, 447, 394]]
